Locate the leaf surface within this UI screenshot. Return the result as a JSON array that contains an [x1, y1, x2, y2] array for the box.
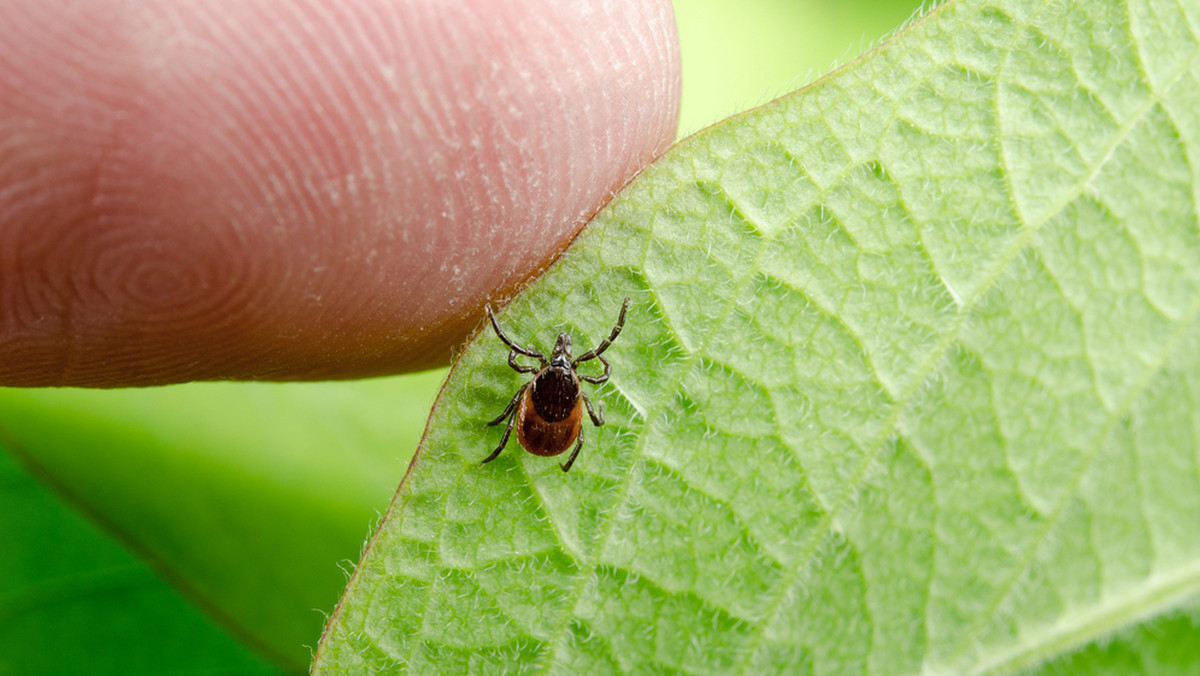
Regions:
[[319, 0, 1200, 671], [0, 445, 282, 674], [0, 372, 442, 669]]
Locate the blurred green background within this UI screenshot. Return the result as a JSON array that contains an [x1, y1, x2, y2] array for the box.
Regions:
[[0, 1, 926, 673], [677, 0, 923, 135]]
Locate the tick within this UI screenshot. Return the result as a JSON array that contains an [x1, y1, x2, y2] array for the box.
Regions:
[[482, 296, 631, 472]]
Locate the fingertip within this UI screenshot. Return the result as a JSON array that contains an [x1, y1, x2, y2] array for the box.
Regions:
[[0, 0, 680, 385]]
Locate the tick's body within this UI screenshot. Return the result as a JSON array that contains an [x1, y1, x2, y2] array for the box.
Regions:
[[514, 377, 582, 456], [483, 297, 630, 471]]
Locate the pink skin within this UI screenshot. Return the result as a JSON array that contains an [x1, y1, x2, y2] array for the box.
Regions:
[[0, 0, 680, 386]]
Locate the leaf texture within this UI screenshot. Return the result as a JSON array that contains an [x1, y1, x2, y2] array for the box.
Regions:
[[315, 0, 1200, 672]]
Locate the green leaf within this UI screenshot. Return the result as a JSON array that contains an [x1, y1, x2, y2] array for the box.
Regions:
[[314, 0, 1200, 673], [0, 448, 283, 675], [0, 372, 442, 670]]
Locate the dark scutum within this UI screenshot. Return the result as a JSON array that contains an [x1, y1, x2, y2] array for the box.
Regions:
[[531, 368, 580, 422]]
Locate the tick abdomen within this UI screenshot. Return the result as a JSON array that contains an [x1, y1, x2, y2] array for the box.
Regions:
[[517, 384, 583, 457]]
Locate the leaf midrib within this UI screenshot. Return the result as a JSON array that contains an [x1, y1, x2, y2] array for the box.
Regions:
[[963, 553, 1200, 675]]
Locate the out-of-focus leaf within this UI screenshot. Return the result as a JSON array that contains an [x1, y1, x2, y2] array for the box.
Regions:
[[0, 371, 443, 669]]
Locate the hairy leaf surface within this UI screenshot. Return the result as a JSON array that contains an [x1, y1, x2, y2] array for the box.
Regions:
[[316, 0, 1200, 672]]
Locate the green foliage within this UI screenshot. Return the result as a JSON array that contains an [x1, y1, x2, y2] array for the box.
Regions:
[[0, 450, 282, 674], [315, 0, 1200, 672], [0, 374, 442, 672]]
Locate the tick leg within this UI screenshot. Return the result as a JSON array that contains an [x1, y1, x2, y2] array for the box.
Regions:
[[581, 392, 604, 426], [482, 384, 527, 465], [482, 406, 519, 464], [508, 350, 539, 374], [560, 429, 584, 472], [579, 354, 610, 385], [487, 304, 547, 368], [487, 383, 528, 426], [573, 297, 631, 367]]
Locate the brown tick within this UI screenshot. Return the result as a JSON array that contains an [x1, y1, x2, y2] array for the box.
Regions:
[[482, 297, 631, 472]]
